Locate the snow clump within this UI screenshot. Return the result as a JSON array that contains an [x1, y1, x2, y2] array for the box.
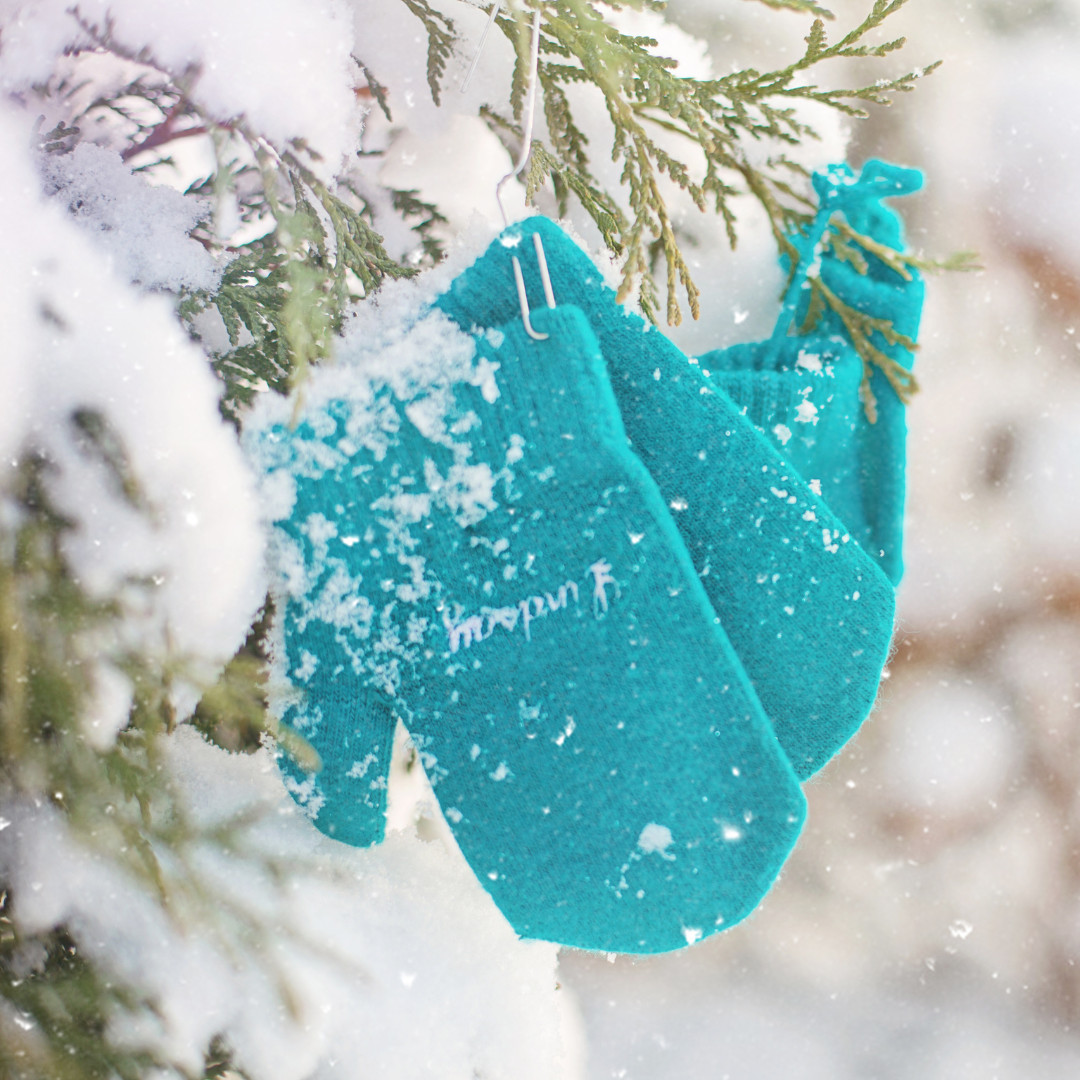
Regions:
[[0, 101, 264, 726]]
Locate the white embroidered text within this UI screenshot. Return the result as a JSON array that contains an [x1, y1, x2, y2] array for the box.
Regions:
[[589, 559, 619, 615], [444, 561, 620, 653]]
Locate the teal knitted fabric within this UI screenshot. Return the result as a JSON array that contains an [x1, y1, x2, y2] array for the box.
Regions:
[[435, 219, 896, 780], [701, 160, 925, 584], [257, 305, 805, 954]]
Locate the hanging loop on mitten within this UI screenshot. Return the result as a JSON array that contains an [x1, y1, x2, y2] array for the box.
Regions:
[[765, 160, 923, 362], [700, 158, 925, 585]]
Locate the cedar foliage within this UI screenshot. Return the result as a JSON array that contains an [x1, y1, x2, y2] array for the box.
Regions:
[[504, 0, 938, 324]]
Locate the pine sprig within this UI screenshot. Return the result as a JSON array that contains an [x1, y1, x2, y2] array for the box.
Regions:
[[828, 216, 981, 279], [748, 0, 836, 17], [179, 131, 415, 418], [804, 274, 920, 423], [260, 143, 413, 393], [192, 601, 321, 771], [399, 0, 456, 107], [356, 59, 394, 121], [390, 188, 449, 265], [33, 117, 81, 154], [788, 213, 976, 420], [45, 26, 415, 420], [498, 0, 934, 323], [526, 141, 625, 248], [183, 242, 292, 417]]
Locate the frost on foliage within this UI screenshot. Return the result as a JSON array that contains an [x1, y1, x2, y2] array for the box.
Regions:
[[0, 102, 263, 723], [0, 0, 361, 173], [39, 143, 221, 293], [0, 727, 571, 1080]]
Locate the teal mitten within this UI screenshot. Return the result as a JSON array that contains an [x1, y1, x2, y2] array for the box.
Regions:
[[255, 305, 805, 953], [702, 160, 925, 584], [435, 221, 896, 779]]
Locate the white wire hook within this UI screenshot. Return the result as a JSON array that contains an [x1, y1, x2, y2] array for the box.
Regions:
[[460, 1, 501, 94], [495, 8, 552, 340], [495, 6, 542, 229]]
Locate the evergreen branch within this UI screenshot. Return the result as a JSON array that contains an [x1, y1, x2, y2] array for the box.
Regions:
[[775, 60, 942, 118], [66, 0, 935, 330], [782, 2, 913, 71], [826, 225, 870, 276], [540, 74, 591, 174], [398, 0, 455, 107], [733, 158, 802, 264], [809, 275, 919, 423], [183, 131, 415, 415], [905, 248, 982, 274], [275, 146, 415, 390], [0, 452, 321, 1080], [119, 97, 206, 163], [830, 216, 980, 278], [524, 141, 555, 205], [192, 600, 320, 773], [510, 0, 930, 322], [33, 117, 81, 154], [390, 188, 449, 265], [0, 916, 164, 1080], [797, 276, 827, 334], [747, 0, 835, 16], [526, 142, 625, 249], [183, 241, 292, 420], [70, 407, 154, 515], [355, 58, 393, 121], [41, 39, 416, 416]]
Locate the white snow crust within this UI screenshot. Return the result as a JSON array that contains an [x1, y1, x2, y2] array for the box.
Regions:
[[0, 0, 362, 175], [0, 727, 574, 1080], [39, 142, 222, 292], [0, 102, 264, 728]]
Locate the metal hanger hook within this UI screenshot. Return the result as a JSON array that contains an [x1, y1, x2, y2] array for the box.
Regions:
[[482, 6, 554, 341], [533, 230, 556, 309], [460, 1, 501, 94], [495, 7, 542, 228], [513, 231, 558, 341]]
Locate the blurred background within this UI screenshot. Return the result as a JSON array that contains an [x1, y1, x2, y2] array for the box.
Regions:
[[556, 1, 1080, 1075]]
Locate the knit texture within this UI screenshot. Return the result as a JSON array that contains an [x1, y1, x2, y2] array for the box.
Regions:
[[702, 160, 925, 584], [259, 305, 805, 954], [435, 220, 896, 780]]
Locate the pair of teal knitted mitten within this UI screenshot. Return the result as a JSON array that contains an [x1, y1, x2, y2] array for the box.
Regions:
[[436, 217, 897, 781], [255, 171, 909, 953], [256, 305, 805, 954], [701, 160, 925, 584]]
